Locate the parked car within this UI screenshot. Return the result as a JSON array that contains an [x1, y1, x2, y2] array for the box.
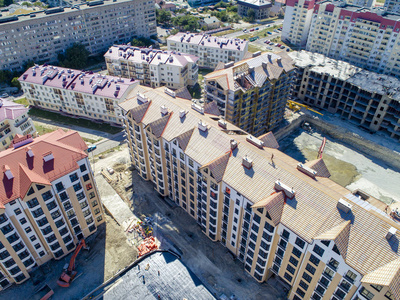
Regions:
[[243, 29, 247, 32], [106, 167, 114, 175], [264, 40, 270, 44], [250, 28, 255, 32], [277, 43, 282, 47], [280, 45, 285, 49], [1, 93, 9, 98], [267, 46, 273, 50], [267, 31, 272, 35], [255, 27, 259, 30], [286, 48, 290, 52]]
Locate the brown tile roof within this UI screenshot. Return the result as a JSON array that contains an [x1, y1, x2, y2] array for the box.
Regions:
[[201, 152, 231, 183], [148, 113, 171, 138], [258, 132, 279, 149], [130, 101, 152, 123], [0, 129, 87, 206], [175, 87, 192, 100], [305, 158, 331, 178], [315, 220, 351, 259], [175, 128, 194, 152], [252, 191, 285, 226], [214, 61, 226, 71], [204, 101, 221, 116]]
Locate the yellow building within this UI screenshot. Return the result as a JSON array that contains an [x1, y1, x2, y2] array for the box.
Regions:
[[120, 85, 400, 300], [0, 130, 104, 290]]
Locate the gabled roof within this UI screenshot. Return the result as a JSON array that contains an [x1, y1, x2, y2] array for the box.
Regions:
[[148, 113, 171, 138], [305, 158, 331, 178], [201, 152, 231, 183], [19, 164, 51, 199], [175, 87, 192, 100], [315, 220, 351, 259], [214, 61, 225, 71], [204, 101, 221, 116], [362, 258, 400, 300], [258, 132, 279, 149], [175, 128, 194, 152], [252, 192, 285, 226], [130, 101, 151, 123]]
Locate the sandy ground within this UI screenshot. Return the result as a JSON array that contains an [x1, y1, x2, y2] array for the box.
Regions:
[[279, 128, 400, 204]]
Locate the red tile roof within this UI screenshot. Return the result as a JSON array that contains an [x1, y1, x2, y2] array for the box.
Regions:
[[0, 129, 87, 208]]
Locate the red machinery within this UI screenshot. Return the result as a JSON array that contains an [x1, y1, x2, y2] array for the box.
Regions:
[[57, 239, 89, 288], [317, 137, 327, 159]]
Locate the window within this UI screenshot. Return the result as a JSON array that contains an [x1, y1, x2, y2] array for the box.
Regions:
[[37, 217, 48, 227], [46, 234, 56, 243], [299, 280, 309, 291], [55, 219, 64, 228], [97, 216, 103, 222], [41, 226, 52, 236], [292, 247, 302, 258], [89, 192, 96, 199], [46, 201, 57, 211], [0, 250, 10, 260], [253, 214, 261, 224], [332, 244, 340, 255], [80, 164, 87, 172], [19, 217, 27, 225], [73, 183, 82, 192], [39, 251, 45, 257], [340, 280, 351, 292], [289, 256, 299, 267], [309, 254, 320, 266], [14, 208, 22, 216], [313, 244, 325, 257], [316, 285, 325, 296], [345, 270, 357, 282], [295, 237, 305, 249], [36, 185, 45, 190], [306, 263, 316, 275], [287, 264, 295, 275], [324, 267, 335, 278], [320, 276, 330, 287], [329, 258, 339, 269], [55, 182, 64, 192], [360, 287, 374, 300], [69, 173, 79, 182], [63, 235, 72, 244], [4, 258, 16, 268], [370, 284, 382, 292], [302, 272, 312, 283], [54, 249, 64, 258], [284, 272, 293, 282], [25, 227, 32, 234], [282, 229, 290, 240], [385, 291, 394, 300], [80, 201, 88, 209], [86, 217, 94, 225], [86, 183, 93, 190], [27, 187, 35, 196], [41, 191, 53, 201], [77, 192, 85, 201], [83, 174, 90, 182], [1, 224, 13, 235], [30, 236, 37, 242], [59, 227, 68, 236], [51, 210, 61, 220], [296, 288, 305, 298], [59, 192, 69, 202], [264, 222, 274, 233], [27, 198, 39, 209], [321, 240, 330, 247]]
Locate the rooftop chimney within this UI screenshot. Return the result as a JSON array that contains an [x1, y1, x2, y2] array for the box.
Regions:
[[198, 121, 208, 132], [43, 151, 54, 162], [179, 110, 186, 118], [160, 105, 168, 115], [386, 227, 397, 241], [230, 139, 237, 150], [242, 155, 253, 169]]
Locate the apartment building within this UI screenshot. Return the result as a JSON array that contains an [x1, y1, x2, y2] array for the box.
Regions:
[[237, 0, 272, 21], [119, 85, 400, 300], [105, 46, 199, 90], [0, 99, 36, 151], [0, 129, 104, 290], [0, 0, 156, 72], [384, 0, 400, 13], [290, 51, 400, 141], [167, 33, 248, 69], [204, 51, 295, 136], [19, 65, 139, 126], [282, 0, 400, 77]]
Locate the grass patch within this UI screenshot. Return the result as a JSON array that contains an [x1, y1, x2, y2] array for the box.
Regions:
[[237, 24, 281, 41], [82, 137, 100, 144], [34, 123, 57, 136], [14, 97, 28, 107], [248, 44, 264, 53], [29, 108, 122, 134], [213, 29, 236, 36]]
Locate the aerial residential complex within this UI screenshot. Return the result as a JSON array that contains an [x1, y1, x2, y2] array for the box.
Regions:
[[0, 130, 104, 290], [0, 0, 156, 72], [119, 85, 400, 300], [19, 65, 139, 126], [282, 0, 400, 77], [0, 99, 36, 151], [384, 0, 400, 13], [105, 46, 199, 90], [167, 33, 248, 69], [290, 51, 400, 141], [204, 52, 295, 136], [237, 0, 272, 21]]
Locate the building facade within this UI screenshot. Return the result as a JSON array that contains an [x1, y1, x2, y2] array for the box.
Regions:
[[237, 0, 272, 21], [167, 33, 248, 69], [0, 0, 156, 72], [105, 46, 199, 90], [290, 51, 400, 141], [119, 85, 400, 300], [204, 52, 295, 136], [19, 65, 139, 126], [0, 99, 36, 151], [384, 0, 400, 13], [0, 129, 104, 290], [282, 0, 400, 77]]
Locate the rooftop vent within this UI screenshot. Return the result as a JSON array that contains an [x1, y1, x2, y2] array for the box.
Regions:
[[297, 163, 317, 178], [252, 51, 262, 57], [275, 180, 296, 199], [242, 155, 253, 169], [3, 165, 13, 180], [179, 110, 186, 118], [246, 135, 264, 149], [386, 227, 397, 241], [248, 66, 255, 73], [337, 198, 352, 214], [230, 139, 237, 150], [137, 92, 148, 103], [116, 84, 120, 90], [191, 103, 204, 114], [218, 119, 227, 129], [198, 121, 207, 132], [164, 88, 176, 98], [160, 105, 168, 115], [43, 151, 54, 162], [224, 62, 234, 69], [26, 147, 34, 157]]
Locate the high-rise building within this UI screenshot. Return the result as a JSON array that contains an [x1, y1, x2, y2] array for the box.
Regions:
[[0, 129, 104, 290], [167, 33, 248, 69], [237, 0, 272, 21], [290, 51, 400, 141], [204, 52, 295, 136], [119, 85, 400, 300], [105, 46, 199, 90], [0, 99, 36, 151], [384, 0, 400, 13], [0, 0, 156, 72], [19, 65, 139, 126], [282, 1, 400, 77]]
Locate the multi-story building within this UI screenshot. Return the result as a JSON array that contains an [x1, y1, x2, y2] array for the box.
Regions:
[[105, 46, 199, 90], [237, 0, 272, 21], [167, 33, 248, 69], [0, 129, 104, 290], [0, 99, 36, 151], [384, 0, 400, 13], [0, 0, 156, 72], [282, 1, 400, 77], [187, 0, 219, 7], [290, 50, 400, 141], [119, 85, 400, 300], [204, 51, 295, 136], [19, 65, 139, 126]]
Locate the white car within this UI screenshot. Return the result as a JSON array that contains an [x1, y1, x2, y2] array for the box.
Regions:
[[106, 167, 114, 175]]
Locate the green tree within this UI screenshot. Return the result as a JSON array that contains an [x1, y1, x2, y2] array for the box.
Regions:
[[58, 43, 90, 69], [11, 77, 21, 91], [247, 9, 256, 22], [172, 15, 200, 32], [131, 37, 154, 47], [0, 70, 12, 84], [156, 9, 171, 25]]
